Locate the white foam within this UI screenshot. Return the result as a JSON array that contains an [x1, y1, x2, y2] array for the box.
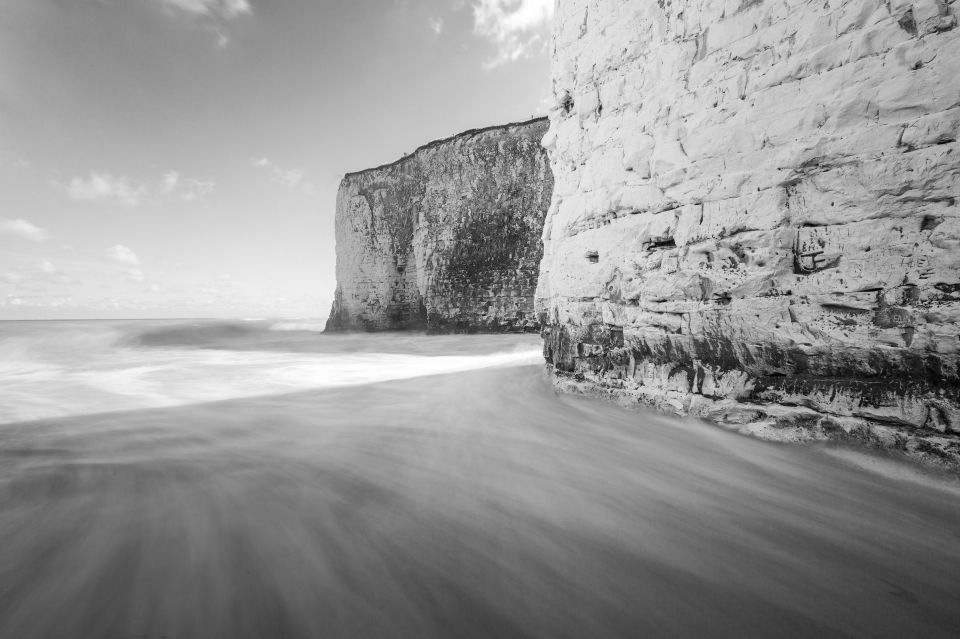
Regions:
[[0, 341, 543, 424], [268, 320, 328, 332]]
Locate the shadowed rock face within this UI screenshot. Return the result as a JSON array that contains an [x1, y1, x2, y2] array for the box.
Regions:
[[536, 0, 960, 467], [327, 118, 553, 334]]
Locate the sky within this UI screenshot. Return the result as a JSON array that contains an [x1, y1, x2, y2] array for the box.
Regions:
[[0, 0, 554, 319]]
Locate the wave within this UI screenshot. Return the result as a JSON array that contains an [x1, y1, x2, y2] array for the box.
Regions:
[[268, 320, 328, 332], [0, 319, 543, 425], [121, 320, 267, 348], [117, 319, 540, 357]]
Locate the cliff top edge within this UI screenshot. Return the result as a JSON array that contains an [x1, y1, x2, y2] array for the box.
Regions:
[[342, 116, 549, 179]]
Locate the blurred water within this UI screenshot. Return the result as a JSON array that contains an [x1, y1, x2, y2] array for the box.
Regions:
[[0, 320, 958, 638], [0, 320, 541, 424]]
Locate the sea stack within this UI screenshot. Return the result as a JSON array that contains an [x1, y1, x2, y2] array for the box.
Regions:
[[327, 118, 553, 333], [536, 0, 960, 466]]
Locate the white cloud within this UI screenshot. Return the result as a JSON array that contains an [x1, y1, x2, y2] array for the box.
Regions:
[[63, 170, 213, 207], [127, 268, 146, 282], [472, 0, 553, 68], [276, 169, 304, 188], [38, 260, 57, 274], [160, 171, 215, 201], [161, 171, 179, 192], [157, 0, 252, 47], [1, 292, 75, 310], [159, 0, 252, 20], [251, 157, 310, 191], [107, 245, 140, 266], [66, 173, 146, 206], [0, 218, 49, 242], [428, 17, 444, 35], [2, 261, 74, 287]]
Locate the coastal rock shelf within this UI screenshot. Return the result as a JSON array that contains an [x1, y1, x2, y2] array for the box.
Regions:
[[327, 118, 553, 333], [536, 0, 960, 466]]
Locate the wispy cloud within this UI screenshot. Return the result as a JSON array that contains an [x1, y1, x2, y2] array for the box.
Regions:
[[106, 245, 140, 266], [472, 0, 553, 68], [251, 157, 313, 193], [156, 0, 253, 47], [428, 17, 445, 35], [1, 293, 76, 310], [0, 218, 49, 242], [159, 0, 252, 20], [3, 260, 73, 288], [161, 171, 215, 201], [62, 170, 213, 206], [66, 173, 146, 206], [38, 260, 57, 274]]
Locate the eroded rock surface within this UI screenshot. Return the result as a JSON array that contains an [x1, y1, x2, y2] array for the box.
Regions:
[[327, 118, 553, 333], [536, 0, 960, 467]]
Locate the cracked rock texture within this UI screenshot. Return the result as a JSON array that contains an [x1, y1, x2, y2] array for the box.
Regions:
[[327, 118, 553, 333], [537, 0, 960, 467]]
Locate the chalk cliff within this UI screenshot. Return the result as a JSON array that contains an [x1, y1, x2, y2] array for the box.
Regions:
[[537, 0, 960, 466], [327, 118, 553, 333]]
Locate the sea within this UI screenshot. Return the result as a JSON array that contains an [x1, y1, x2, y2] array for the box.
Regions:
[[0, 319, 958, 638]]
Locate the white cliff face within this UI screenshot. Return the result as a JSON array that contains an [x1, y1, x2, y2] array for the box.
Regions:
[[328, 119, 553, 333], [537, 0, 960, 467]]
